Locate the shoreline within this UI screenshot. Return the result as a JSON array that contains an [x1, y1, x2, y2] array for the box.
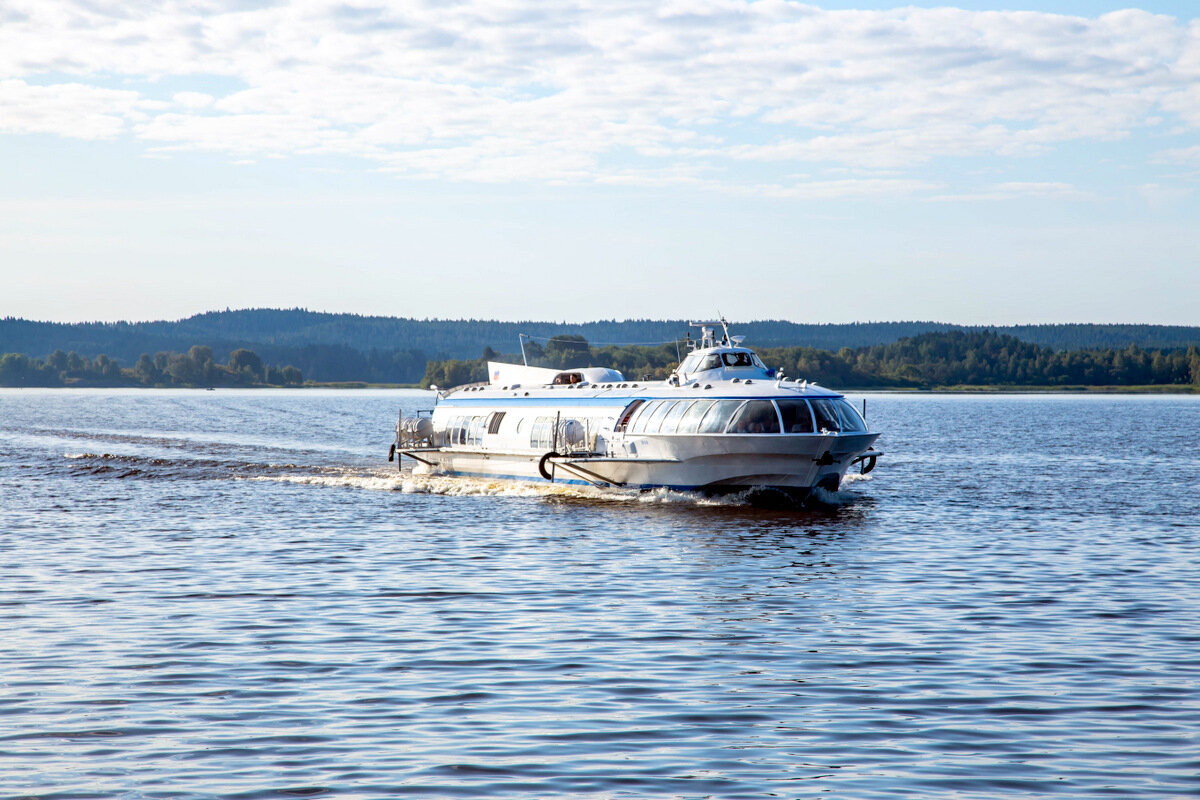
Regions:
[[2, 383, 1197, 394]]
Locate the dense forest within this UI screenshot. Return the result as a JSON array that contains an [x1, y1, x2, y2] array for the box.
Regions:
[[0, 346, 303, 388], [422, 331, 1200, 390], [4, 309, 1200, 384]]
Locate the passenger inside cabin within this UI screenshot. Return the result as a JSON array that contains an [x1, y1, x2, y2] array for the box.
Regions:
[[727, 400, 780, 434], [553, 372, 583, 385], [723, 352, 754, 367]]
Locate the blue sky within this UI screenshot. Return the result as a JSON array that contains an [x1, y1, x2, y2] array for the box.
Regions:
[[2, 1, 1198, 325]]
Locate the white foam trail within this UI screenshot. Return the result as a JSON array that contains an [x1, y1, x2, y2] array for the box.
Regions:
[[810, 485, 860, 507], [247, 468, 743, 506]]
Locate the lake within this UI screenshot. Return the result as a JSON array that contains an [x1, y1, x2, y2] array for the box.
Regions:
[[2, 389, 1198, 798]]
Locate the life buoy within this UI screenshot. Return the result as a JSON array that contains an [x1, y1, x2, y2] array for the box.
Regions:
[[538, 451, 560, 481]]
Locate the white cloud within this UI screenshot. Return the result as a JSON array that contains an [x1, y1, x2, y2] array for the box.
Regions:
[[173, 91, 214, 109], [929, 181, 1093, 202], [0, 79, 146, 138], [1153, 144, 1200, 164], [0, 2, 1197, 192], [1137, 182, 1194, 205]]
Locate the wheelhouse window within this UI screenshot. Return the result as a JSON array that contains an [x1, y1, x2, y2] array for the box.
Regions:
[[835, 399, 867, 432], [678, 354, 701, 375], [777, 399, 814, 433], [659, 400, 694, 434], [700, 354, 723, 371], [726, 400, 780, 434], [698, 399, 745, 434], [722, 351, 754, 368], [677, 399, 715, 434], [810, 398, 841, 433]]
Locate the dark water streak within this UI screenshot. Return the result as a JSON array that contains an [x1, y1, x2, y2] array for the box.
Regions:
[[1, 389, 1199, 799]]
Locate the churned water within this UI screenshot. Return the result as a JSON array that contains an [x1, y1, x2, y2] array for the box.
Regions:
[[1, 389, 1198, 799]]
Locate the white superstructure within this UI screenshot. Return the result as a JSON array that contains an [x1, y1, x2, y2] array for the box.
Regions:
[[392, 322, 881, 502]]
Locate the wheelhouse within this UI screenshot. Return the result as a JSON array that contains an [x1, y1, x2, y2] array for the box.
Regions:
[[676, 347, 773, 382]]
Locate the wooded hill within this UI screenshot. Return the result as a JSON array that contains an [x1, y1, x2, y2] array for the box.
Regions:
[[0, 346, 303, 388], [3, 309, 1200, 384], [423, 331, 1200, 390]]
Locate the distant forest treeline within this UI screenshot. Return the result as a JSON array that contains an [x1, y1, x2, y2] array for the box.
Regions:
[[4, 309, 1200, 384], [423, 331, 1200, 390], [0, 346, 303, 388]]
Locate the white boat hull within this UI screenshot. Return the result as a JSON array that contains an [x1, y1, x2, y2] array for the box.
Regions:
[[405, 430, 880, 496], [394, 326, 884, 505]]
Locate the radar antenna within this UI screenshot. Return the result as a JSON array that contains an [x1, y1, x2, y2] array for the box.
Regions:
[[689, 317, 732, 348]]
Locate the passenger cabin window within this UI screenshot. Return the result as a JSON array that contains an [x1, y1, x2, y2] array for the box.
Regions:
[[642, 400, 675, 433], [722, 351, 754, 368], [776, 399, 814, 433], [698, 399, 745, 434], [616, 399, 645, 431], [466, 416, 484, 446], [530, 416, 555, 449], [810, 399, 841, 433], [677, 399, 715, 433], [835, 399, 867, 432], [727, 400, 780, 434], [659, 400, 693, 434], [629, 400, 663, 434]]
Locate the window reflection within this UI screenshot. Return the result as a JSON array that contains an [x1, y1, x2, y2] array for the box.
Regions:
[[810, 398, 841, 433], [698, 400, 745, 434], [727, 400, 780, 434], [776, 399, 814, 433]]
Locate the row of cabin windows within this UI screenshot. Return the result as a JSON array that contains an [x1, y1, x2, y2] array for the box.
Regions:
[[621, 397, 866, 436], [445, 412, 506, 445], [530, 416, 555, 449], [445, 415, 485, 446]]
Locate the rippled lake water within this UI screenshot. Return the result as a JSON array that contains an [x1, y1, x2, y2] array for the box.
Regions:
[[2, 388, 1199, 799]]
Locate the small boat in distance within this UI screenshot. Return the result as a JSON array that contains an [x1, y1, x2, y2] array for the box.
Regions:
[[391, 321, 881, 503]]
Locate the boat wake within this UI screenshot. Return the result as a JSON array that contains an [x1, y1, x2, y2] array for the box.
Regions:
[[251, 468, 747, 506], [60, 452, 866, 510]]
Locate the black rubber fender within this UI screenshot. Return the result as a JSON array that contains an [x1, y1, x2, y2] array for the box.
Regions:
[[388, 443, 396, 462], [538, 451, 560, 481]]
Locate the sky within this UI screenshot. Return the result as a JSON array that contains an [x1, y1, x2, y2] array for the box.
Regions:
[[2, 0, 1198, 325]]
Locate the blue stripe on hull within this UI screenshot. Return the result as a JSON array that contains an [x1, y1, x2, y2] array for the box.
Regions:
[[437, 393, 840, 407]]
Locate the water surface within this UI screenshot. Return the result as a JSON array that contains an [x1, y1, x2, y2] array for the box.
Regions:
[[2, 389, 1198, 798]]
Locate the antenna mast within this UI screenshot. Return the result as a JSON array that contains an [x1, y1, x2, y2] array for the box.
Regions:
[[689, 317, 732, 348]]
